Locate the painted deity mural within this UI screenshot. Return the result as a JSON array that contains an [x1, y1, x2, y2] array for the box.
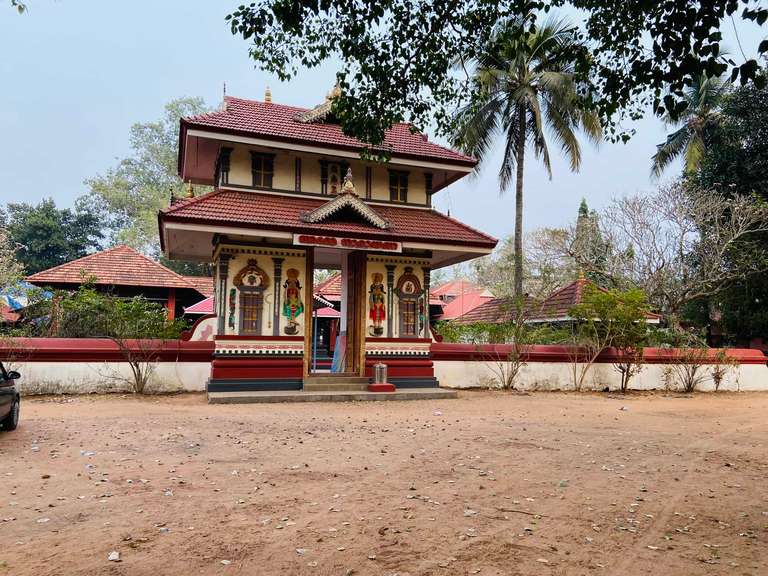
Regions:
[[282, 268, 304, 335], [368, 272, 386, 336]]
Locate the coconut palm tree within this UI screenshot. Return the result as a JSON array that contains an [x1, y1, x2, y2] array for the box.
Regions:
[[451, 15, 602, 299], [651, 74, 730, 177]]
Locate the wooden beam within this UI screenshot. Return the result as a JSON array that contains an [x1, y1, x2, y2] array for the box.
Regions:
[[302, 248, 314, 381]]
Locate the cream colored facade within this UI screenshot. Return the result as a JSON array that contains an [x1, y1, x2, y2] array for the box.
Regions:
[[216, 244, 309, 337], [224, 144, 430, 205], [213, 244, 430, 340]]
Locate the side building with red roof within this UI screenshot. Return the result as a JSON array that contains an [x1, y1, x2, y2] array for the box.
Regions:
[[158, 88, 497, 397], [26, 245, 213, 320]]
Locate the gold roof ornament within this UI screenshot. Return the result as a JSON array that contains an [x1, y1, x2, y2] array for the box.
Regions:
[[265, 85, 272, 103], [186, 181, 195, 199], [297, 83, 341, 123]]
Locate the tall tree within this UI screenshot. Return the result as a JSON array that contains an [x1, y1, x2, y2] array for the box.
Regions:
[[695, 72, 768, 343], [450, 14, 601, 298], [1, 198, 103, 275], [227, 1, 767, 146], [86, 98, 211, 260], [651, 74, 730, 177], [0, 227, 25, 288]]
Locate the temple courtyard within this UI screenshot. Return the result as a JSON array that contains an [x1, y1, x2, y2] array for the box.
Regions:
[[1, 391, 766, 576]]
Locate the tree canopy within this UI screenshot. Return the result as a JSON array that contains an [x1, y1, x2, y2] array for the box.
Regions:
[[1, 198, 103, 275], [86, 97, 211, 259], [228, 1, 768, 146]]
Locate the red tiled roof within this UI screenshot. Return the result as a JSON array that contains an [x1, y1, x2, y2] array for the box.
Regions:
[[431, 278, 492, 299], [183, 275, 214, 297], [0, 304, 20, 323], [161, 190, 497, 248], [27, 245, 199, 291], [437, 291, 495, 320], [314, 273, 342, 301], [314, 306, 341, 318], [453, 297, 530, 324], [183, 96, 476, 167], [454, 279, 661, 324], [184, 296, 213, 315]]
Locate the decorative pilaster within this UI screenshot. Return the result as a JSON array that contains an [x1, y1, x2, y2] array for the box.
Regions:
[[216, 254, 231, 335], [272, 257, 284, 336], [385, 264, 396, 338], [422, 267, 431, 338]]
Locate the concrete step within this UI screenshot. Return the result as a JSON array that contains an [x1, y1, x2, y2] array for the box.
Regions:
[[208, 388, 458, 404], [303, 376, 370, 392], [303, 383, 369, 392]]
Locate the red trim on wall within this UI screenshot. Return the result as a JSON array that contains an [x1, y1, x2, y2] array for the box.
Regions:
[[365, 337, 432, 344], [215, 335, 304, 342], [430, 343, 768, 365], [1, 338, 214, 363], [211, 357, 303, 379]]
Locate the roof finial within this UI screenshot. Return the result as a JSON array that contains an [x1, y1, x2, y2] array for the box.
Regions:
[[265, 85, 272, 103], [578, 267, 585, 281], [223, 81, 227, 98], [186, 181, 195, 199], [341, 167, 357, 196]]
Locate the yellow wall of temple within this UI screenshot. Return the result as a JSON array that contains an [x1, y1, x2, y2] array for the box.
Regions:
[[365, 256, 431, 339], [217, 246, 308, 337], [224, 144, 429, 205]]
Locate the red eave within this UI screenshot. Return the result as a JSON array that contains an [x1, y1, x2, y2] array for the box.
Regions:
[[161, 190, 497, 249]]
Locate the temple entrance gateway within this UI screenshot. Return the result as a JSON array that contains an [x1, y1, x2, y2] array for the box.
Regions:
[[159, 89, 498, 400]]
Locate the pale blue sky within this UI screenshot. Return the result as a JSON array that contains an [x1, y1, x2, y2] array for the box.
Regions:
[[1, 1, 765, 242]]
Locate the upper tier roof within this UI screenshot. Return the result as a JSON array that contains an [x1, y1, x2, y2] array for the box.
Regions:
[[182, 96, 477, 167]]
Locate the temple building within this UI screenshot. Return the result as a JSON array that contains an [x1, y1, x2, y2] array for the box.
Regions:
[[158, 90, 497, 396]]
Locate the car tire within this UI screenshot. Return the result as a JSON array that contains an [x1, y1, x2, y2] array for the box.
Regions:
[[0, 397, 19, 431]]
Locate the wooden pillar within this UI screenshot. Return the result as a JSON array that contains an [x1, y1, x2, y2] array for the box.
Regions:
[[167, 287, 176, 320], [356, 253, 367, 377], [302, 248, 314, 380], [422, 266, 431, 338], [216, 254, 231, 335]]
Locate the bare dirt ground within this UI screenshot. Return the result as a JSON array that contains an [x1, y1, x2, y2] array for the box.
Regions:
[[1, 391, 766, 576]]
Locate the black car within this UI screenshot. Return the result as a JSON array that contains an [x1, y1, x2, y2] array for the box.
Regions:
[[0, 362, 20, 431]]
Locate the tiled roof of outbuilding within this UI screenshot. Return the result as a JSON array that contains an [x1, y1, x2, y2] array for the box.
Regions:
[[26, 245, 204, 292]]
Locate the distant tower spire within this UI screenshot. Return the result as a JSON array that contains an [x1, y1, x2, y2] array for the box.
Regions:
[[265, 85, 272, 103]]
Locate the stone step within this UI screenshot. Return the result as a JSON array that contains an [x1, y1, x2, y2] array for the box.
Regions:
[[208, 388, 458, 404], [303, 376, 370, 391], [304, 383, 369, 392]]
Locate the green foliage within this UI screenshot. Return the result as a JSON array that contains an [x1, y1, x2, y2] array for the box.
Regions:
[[651, 73, 730, 177], [570, 285, 651, 391], [694, 71, 768, 342], [697, 71, 768, 198], [434, 319, 567, 346], [0, 227, 25, 288], [1, 198, 103, 275], [227, 1, 767, 146], [86, 97, 211, 259], [51, 286, 184, 393], [54, 285, 184, 341]]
